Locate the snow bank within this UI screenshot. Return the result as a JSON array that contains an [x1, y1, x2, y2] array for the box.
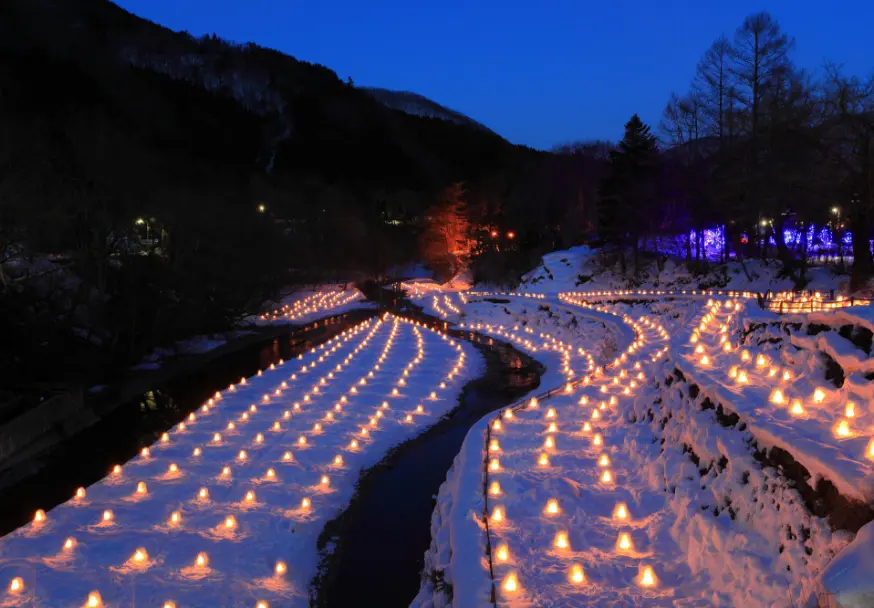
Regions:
[[0, 315, 483, 606], [812, 520, 874, 608], [254, 285, 370, 325], [515, 246, 847, 296], [412, 295, 636, 607]]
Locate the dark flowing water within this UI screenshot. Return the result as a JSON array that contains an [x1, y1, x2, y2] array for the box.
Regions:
[[0, 310, 376, 537], [313, 293, 544, 608]]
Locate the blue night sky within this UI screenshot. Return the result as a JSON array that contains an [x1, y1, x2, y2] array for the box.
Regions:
[[114, 0, 873, 150]]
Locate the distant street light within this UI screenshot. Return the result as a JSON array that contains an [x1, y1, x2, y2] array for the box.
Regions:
[[490, 230, 498, 238], [135, 218, 145, 225], [257, 204, 267, 213], [831, 207, 840, 215], [507, 231, 516, 239]]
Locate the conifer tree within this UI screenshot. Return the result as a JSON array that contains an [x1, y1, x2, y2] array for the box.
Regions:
[[598, 114, 659, 272]]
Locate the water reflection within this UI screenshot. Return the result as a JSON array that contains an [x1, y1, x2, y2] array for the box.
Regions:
[[315, 298, 544, 608]]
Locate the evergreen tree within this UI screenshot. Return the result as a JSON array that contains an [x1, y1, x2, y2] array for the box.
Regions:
[[598, 114, 659, 272]]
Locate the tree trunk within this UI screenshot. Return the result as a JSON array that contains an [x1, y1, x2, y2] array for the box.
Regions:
[[850, 212, 873, 291], [685, 233, 692, 265]]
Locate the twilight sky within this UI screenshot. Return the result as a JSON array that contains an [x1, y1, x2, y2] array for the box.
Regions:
[[115, 0, 873, 150]]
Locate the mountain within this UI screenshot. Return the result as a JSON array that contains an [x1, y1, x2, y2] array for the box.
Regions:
[[363, 88, 497, 135], [0, 0, 564, 395]]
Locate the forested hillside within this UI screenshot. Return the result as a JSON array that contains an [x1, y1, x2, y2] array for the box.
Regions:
[[0, 0, 600, 399]]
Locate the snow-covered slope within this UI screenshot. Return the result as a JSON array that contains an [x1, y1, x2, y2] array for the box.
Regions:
[[517, 246, 849, 295], [364, 88, 497, 134], [410, 252, 873, 607]]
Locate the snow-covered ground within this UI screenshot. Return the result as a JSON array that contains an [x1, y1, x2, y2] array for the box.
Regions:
[[676, 298, 874, 502], [517, 246, 851, 296], [0, 314, 483, 607], [410, 245, 874, 608], [5, 244, 873, 607], [255, 286, 371, 325]]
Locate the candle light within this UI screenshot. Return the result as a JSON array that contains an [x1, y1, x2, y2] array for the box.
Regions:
[[639, 566, 657, 587], [496, 544, 509, 561], [569, 564, 585, 584], [617, 532, 633, 552], [502, 573, 518, 593], [131, 548, 148, 563], [545, 499, 559, 515]]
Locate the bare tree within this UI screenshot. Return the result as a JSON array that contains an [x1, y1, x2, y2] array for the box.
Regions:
[[730, 12, 795, 139], [820, 65, 874, 287], [694, 36, 734, 148]]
